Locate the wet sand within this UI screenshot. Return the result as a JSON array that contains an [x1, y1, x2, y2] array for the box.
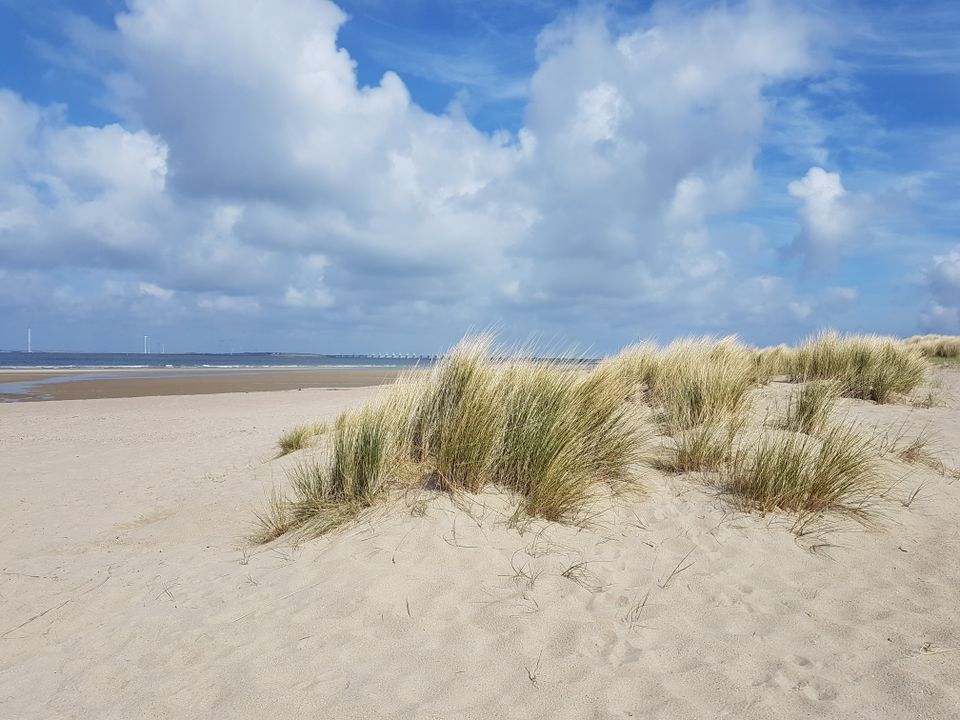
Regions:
[[0, 368, 404, 402]]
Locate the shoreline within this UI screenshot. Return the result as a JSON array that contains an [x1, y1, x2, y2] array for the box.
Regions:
[[0, 366, 405, 402]]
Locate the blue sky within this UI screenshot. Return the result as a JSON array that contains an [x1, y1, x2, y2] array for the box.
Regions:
[[0, 0, 958, 354]]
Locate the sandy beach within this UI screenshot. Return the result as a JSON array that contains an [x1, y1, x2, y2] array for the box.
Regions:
[[2, 372, 959, 719], [4, 0, 958, 715]]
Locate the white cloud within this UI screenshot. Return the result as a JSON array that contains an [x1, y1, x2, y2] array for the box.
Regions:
[[570, 82, 627, 145], [504, 1, 821, 315], [787, 166, 864, 272], [138, 282, 174, 301], [0, 0, 887, 350], [0, 90, 169, 271], [921, 248, 960, 332]]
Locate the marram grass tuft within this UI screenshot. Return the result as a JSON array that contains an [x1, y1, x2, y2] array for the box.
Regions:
[[257, 337, 650, 540], [789, 332, 928, 403]]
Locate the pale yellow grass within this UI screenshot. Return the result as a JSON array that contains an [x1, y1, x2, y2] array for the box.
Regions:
[[259, 331, 938, 542]]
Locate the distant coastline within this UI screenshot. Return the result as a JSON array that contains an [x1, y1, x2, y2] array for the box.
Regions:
[[0, 351, 599, 371]]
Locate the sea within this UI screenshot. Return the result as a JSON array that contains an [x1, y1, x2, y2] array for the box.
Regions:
[[0, 352, 433, 370]]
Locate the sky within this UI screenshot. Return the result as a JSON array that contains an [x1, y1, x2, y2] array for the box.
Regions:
[[0, 0, 958, 354]]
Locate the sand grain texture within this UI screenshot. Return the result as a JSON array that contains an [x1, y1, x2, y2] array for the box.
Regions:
[[2, 377, 960, 719]]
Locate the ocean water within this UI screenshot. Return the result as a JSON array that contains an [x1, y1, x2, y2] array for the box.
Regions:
[[0, 352, 432, 370]]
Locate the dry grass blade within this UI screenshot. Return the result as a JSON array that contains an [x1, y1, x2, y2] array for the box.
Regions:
[[525, 650, 543, 688], [657, 548, 696, 589], [876, 421, 946, 474], [901, 482, 927, 508], [560, 559, 606, 593], [623, 590, 651, 630], [504, 550, 541, 591]]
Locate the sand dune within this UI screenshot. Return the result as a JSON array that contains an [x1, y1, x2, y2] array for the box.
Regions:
[[2, 376, 959, 718]]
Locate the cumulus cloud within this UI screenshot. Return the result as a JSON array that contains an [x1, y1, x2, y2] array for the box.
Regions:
[[498, 1, 822, 318], [0, 90, 169, 270], [0, 0, 873, 351], [786, 166, 864, 273]]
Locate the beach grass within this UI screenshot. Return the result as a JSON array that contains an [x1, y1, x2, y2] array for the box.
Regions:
[[651, 337, 757, 432], [495, 361, 648, 521], [263, 402, 407, 539], [405, 337, 503, 492], [905, 334, 960, 359], [599, 337, 758, 473], [875, 419, 948, 474], [258, 338, 649, 540], [779, 380, 842, 436], [659, 416, 742, 472], [277, 422, 326, 456], [788, 331, 928, 403], [594, 341, 660, 396], [755, 344, 793, 382], [721, 422, 880, 519], [257, 330, 942, 542]]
